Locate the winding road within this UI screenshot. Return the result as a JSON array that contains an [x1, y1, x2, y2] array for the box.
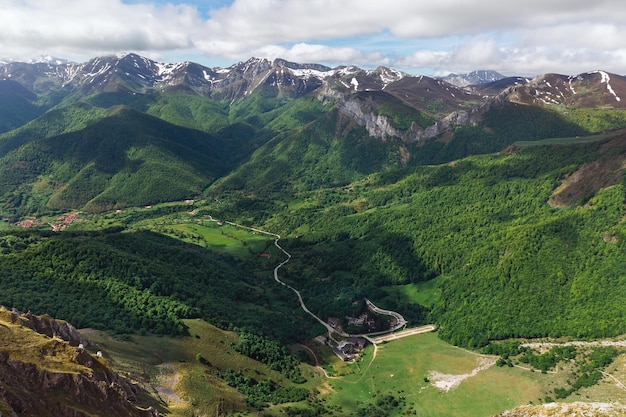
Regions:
[[223, 220, 351, 340], [208, 216, 433, 350]]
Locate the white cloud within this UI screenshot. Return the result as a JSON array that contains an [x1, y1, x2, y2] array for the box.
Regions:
[[256, 43, 390, 67], [1, 0, 626, 75], [0, 0, 200, 60]]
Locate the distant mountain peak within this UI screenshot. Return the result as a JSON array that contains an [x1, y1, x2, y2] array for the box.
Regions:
[[439, 70, 506, 87], [502, 70, 626, 107], [0, 55, 73, 66]]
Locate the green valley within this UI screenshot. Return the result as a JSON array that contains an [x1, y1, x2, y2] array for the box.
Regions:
[[1, 55, 626, 416]]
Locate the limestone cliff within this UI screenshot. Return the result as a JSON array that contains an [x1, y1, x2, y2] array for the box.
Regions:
[[333, 91, 502, 143]]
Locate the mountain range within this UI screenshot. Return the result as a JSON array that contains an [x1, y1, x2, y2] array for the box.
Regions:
[[1, 53, 626, 217], [437, 69, 507, 87], [2, 53, 626, 133]]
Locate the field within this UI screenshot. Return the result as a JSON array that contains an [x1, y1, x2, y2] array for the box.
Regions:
[[162, 221, 274, 256], [324, 332, 544, 417], [85, 202, 278, 258]]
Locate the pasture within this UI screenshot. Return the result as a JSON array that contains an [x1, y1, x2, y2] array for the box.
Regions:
[[325, 332, 545, 417]]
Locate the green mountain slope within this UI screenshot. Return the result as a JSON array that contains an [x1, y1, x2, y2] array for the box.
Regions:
[[257, 132, 626, 347], [0, 80, 47, 134], [87, 91, 232, 133], [0, 101, 109, 156], [212, 100, 593, 198], [214, 108, 396, 196], [0, 107, 233, 216]]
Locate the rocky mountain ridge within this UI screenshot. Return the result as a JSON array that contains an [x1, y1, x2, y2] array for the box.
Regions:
[[2, 53, 625, 107], [505, 70, 626, 108], [0, 306, 157, 417], [438, 69, 506, 87], [0, 307, 89, 347], [0, 53, 409, 100]]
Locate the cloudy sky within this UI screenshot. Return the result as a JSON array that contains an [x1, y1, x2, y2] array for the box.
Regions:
[[1, 0, 625, 76]]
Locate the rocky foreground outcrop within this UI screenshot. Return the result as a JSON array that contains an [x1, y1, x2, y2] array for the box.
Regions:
[[495, 402, 626, 417], [0, 307, 158, 417]]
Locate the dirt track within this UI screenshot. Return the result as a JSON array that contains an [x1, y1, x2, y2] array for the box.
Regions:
[[155, 363, 187, 408]]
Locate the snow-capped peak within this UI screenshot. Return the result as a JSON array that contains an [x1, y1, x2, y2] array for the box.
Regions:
[[439, 70, 505, 87]]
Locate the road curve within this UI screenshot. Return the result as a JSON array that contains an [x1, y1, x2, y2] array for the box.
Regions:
[[220, 220, 344, 340], [212, 217, 432, 343], [365, 298, 407, 331]]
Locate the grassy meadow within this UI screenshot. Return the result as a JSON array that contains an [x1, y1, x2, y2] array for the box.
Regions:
[[322, 332, 543, 417]]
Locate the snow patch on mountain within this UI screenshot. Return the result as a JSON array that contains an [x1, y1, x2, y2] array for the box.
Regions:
[[594, 70, 621, 102], [370, 67, 405, 89], [155, 62, 175, 77], [350, 77, 359, 91], [289, 67, 333, 79], [568, 76, 577, 94]]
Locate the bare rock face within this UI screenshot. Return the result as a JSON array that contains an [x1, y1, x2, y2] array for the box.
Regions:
[[0, 307, 158, 417], [337, 98, 405, 141], [335, 91, 501, 144], [19, 310, 90, 347]]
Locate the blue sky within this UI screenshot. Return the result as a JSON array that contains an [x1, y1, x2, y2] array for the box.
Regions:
[[122, 0, 234, 18], [2, 0, 626, 76]]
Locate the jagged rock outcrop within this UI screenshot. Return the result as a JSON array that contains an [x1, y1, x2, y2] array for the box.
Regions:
[[0, 307, 158, 417], [336, 97, 406, 141], [334, 88, 504, 143], [0, 308, 90, 347]]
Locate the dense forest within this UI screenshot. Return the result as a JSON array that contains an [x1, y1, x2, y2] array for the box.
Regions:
[[0, 228, 306, 341]]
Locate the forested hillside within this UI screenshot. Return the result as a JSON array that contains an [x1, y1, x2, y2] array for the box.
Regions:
[[217, 132, 626, 347], [0, 227, 305, 341], [0, 106, 238, 217]]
